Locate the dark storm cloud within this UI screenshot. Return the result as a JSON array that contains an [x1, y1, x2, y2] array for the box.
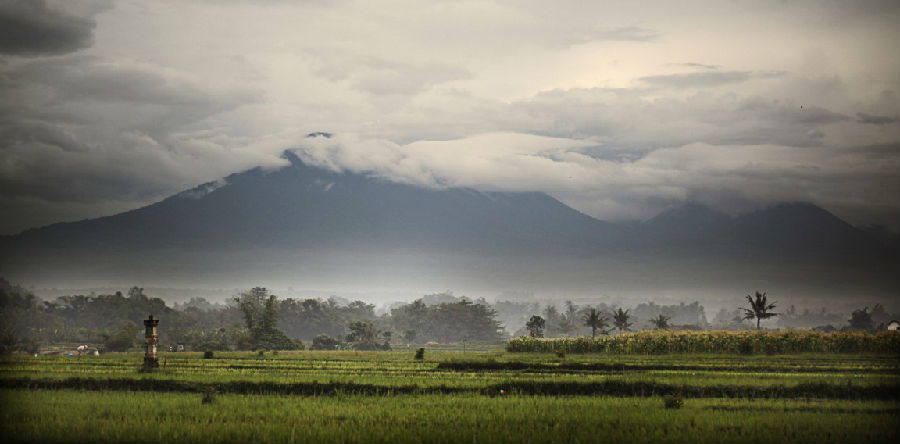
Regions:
[[0, 55, 261, 134], [0, 0, 96, 56], [639, 70, 786, 88], [857, 112, 897, 125], [0, 120, 91, 153], [0, 55, 263, 215]]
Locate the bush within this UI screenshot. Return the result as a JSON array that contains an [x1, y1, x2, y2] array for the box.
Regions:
[[414, 347, 425, 360], [310, 334, 342, 350], [203, 350, 214, 359], [254, 330, 303, 351], [201, 386, 216, 404], [0, 329, 40, 355], [506, 330, 900, 354], [351, 342, 390, 351], [194, 340, 229, 352], [664, 394, 684, 409]]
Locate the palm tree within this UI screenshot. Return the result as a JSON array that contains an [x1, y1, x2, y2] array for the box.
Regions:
[[742, 291, 778, 330], [613, 308, 632, 333], [582, 308, 609, 338], [650, 314, 670, 330], [563, 300, 579, 324]]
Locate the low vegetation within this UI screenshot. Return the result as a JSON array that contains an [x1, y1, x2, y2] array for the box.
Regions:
[[506, 330, 900, 354], [1, 351, 898, 443], [3, 278, 899, 442], [4, 390, 897, 444]]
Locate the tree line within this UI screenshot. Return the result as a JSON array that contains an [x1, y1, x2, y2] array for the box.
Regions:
[[0, 281, 504, 353], [522, 291, 896, 337], [1, 279, 895, 354]]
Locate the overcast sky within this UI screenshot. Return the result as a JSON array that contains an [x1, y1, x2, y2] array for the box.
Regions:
[[1, 0, 899, 235]]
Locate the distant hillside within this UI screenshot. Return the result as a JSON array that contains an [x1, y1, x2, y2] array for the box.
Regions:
[[1, 149, 896, 299]]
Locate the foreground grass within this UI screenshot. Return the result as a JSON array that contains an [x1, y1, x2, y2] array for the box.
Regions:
[[2, 389, 898, 444], [2, 352, 897, 390], [2, 352, 898, 443]]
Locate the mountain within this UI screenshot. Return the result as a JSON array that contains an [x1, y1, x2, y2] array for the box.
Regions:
[[640, 202, 893, 260], [640, 202, 734, 246], [731, 202, 880, 255], [1, 150, 897, 299], [7, 150, 624, 255]]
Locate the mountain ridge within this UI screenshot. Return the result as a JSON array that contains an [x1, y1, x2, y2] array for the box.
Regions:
[[1, 150, 896, 294]]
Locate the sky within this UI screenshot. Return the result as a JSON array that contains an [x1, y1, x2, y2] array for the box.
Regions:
[[1, 0, 899, 235]]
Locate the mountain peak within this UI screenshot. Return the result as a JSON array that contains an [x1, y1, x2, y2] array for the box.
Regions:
[[760, 201, 839, 218], [741, 201, 850, 229], [644, 202, 730, 229], [280, 149, 308, 168]]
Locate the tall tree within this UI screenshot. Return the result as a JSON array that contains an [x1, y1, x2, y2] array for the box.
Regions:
[[741, 291, 778, 330], [346, 321, 387, 350], [563, 301, 578, 324], [346, 321, 377, 343], [127, 286, 147, 301], [848, 307, 874, 331], [235, 287, 269, 333], [554, 300, 579, 336], [613, 308, 632, 332], [582, 308, 608, 338], [526, 315, 545, 338], [235, 287, 297, 350]]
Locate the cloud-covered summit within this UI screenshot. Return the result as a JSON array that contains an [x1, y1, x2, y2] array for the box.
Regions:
[[288, 132, 900, 224]]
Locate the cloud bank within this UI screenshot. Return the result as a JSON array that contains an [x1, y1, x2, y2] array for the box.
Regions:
[[1, 0, 899, 233], [292, 132, 900, 222]]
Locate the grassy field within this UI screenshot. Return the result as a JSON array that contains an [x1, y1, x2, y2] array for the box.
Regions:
[[2, 350, 899, 443]]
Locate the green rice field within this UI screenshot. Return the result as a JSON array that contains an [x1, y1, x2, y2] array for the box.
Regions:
[[2, 350, 899, 443]]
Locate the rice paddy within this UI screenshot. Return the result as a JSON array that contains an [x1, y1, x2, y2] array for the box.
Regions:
[[2, 349, 898, 443]]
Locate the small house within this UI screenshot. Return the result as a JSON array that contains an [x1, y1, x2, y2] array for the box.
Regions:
[[887, 320, 900, 331]]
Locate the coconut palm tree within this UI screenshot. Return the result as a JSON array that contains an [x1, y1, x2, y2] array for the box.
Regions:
[[613, 308, 632, 333], [650, 314, 670, 330], [582, 308, 609, 338], [741, 291, 778, 330]]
